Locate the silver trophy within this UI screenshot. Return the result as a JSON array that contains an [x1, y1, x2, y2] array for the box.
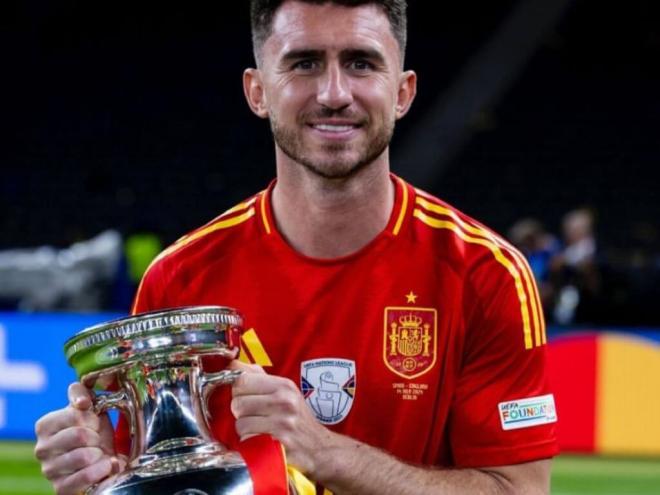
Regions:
[[64, 306, 257, 494]]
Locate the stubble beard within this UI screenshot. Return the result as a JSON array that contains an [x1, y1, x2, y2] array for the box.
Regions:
[[270, 113, 394, 180]]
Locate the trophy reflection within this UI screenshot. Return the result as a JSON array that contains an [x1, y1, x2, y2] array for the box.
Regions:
[[64, 306, 254, 494]]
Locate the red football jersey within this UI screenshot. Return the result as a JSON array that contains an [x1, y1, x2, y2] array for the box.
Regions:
[[129, 175, 558, 469]]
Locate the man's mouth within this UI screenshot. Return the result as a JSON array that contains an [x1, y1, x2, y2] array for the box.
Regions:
[[312, 124, 358, 132]]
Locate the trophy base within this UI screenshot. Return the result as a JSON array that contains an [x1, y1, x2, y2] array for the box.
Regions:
[[91, 450, 253, 495]]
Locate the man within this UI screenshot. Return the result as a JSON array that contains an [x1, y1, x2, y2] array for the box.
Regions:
[[34, 1, 558, 493]]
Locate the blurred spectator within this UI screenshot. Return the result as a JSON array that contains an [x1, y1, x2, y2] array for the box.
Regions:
[[508, 218, 561, 312], [549, 208, 602, 325]]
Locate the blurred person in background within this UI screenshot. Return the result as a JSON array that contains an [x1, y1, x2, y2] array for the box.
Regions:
[[550, 207, 602, 325], [508, 217, 561, 315]]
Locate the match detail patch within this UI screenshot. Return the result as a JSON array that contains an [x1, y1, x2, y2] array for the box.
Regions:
[[499, 394, 557, 431], [301, 358, 355, 425]]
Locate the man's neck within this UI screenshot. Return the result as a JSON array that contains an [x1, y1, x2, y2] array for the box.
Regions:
[[271, 158, 395, 259]]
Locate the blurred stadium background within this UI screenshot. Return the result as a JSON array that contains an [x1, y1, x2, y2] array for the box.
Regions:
[[1, 0, 659, 493]]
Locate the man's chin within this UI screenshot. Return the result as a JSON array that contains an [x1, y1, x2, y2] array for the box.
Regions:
[[298, 155, 368, 180]]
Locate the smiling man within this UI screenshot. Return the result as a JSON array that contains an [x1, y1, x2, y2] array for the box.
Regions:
[[35, 1, 558, 494]]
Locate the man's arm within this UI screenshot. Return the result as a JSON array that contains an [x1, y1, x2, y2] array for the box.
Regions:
[[313, 435, 550, 495], [229, 362, 551, 495]]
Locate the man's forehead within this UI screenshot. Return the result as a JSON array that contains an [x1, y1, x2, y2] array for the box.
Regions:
[[265, 2, 398, 59]]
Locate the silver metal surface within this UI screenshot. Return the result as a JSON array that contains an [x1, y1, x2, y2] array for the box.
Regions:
[[66, 306, 255, 495], [65, 306, 243, 361]]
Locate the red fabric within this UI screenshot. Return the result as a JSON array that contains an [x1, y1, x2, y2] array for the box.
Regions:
[[236, 435, 289, 495], [547, 333, 598, 453], [123, 175, 558, 471]]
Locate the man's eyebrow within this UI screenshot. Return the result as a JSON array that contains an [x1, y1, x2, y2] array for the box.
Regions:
[[341, 48, 386, 65], [280, 49, 324, 64]]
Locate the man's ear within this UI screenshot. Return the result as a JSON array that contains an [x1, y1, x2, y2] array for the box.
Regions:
[[243, 68, 269, 119], [395, 70, 417, 120]]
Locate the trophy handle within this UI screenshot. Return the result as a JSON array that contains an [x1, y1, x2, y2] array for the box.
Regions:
[[93, 390, 130, 415], [91, 388, 137, 457], [197, 369, 243, 426]]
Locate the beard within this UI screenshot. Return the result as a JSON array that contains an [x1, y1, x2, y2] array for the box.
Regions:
[[270, 109, 394, 180]]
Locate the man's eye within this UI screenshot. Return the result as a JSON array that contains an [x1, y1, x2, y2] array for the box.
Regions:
[[293, 60, 318, 71], [350, 60, 374, 71]]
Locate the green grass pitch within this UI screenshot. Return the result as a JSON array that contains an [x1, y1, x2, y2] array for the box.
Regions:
[[0, 441, 658, 494]]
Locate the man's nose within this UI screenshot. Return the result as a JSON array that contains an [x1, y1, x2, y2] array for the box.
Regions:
[[316, 63, 353, 109]]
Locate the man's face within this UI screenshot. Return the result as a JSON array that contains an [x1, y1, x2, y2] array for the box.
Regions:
[[246, 1, 415, 179]]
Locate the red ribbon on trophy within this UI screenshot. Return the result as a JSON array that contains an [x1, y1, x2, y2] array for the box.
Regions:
[[236, 435, 289, 495]]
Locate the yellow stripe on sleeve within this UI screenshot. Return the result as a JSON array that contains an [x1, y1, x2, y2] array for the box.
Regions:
[[415, 196, 545, 347], [131, 208, 255, 314], [173, 197, 257, 245], [413, 209, 534, 350]]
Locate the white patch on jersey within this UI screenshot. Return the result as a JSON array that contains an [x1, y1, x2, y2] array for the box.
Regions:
[[499, 394, 557, 431], [300, 358, 355, 425]]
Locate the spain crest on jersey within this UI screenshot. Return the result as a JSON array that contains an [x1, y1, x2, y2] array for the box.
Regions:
[[301, 358, 355, 425], [383, 307, 438, 379]]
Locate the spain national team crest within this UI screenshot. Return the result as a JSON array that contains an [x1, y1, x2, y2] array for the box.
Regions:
[[300, 358, 356, 425], [383, 307, 438, 379]]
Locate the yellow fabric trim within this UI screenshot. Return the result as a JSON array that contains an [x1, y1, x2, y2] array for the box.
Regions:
[[238, 342, 251, 364], [415, 196, 544, 347], [413, 209, 534, 349], [131, 208, 255, 314], [242, 328, 273, 367], [174, 198, 257, 245], [392, 176, 408, 236], [169, 208, 255, 254], [287, 466, 316, 495], [223, 196, 257, 216], [260, 190, 272, 234]]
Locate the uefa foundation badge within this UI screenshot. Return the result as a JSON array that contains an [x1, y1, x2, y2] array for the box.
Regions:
[[499, 394, 557, 430], [300, 358, 356, 425]]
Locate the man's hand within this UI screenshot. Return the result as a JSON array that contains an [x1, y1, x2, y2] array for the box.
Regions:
[[34, 382, 125, 495], [228, 360, 333, 475]]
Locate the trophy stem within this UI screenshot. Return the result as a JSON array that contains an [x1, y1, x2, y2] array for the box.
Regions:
[[121, 356, 223, 464]]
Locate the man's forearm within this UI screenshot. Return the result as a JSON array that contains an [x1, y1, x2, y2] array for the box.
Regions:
[[309, 432, 550, 495]]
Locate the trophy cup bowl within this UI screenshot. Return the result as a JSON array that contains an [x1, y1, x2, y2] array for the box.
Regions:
[[64, 306, 254, 495]]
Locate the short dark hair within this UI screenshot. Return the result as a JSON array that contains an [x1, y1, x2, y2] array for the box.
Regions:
[[250, 0, 407, 66]]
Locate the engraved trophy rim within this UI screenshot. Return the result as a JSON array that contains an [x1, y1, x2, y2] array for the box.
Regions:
[[64, 305, 244, 378]]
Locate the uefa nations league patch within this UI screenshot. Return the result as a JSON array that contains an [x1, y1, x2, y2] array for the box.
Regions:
[[499, 394, 557, 430], [301, 358, 356, 425]]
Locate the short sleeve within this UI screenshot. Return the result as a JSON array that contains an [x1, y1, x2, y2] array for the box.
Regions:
[[130, 257, 169, 315], [448, 252, 559, 467]]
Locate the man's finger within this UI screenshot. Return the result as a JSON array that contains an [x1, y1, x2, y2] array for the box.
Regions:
[[53, 457, 113, 495], [39, 426, 104, 458], [35, 407, 99, 440], [228, 360, 266, 374], [235, 415, 278, 442], [68, 382, 94, 411], [41, 446, 107, 479], [231, 391, 299, 419]]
